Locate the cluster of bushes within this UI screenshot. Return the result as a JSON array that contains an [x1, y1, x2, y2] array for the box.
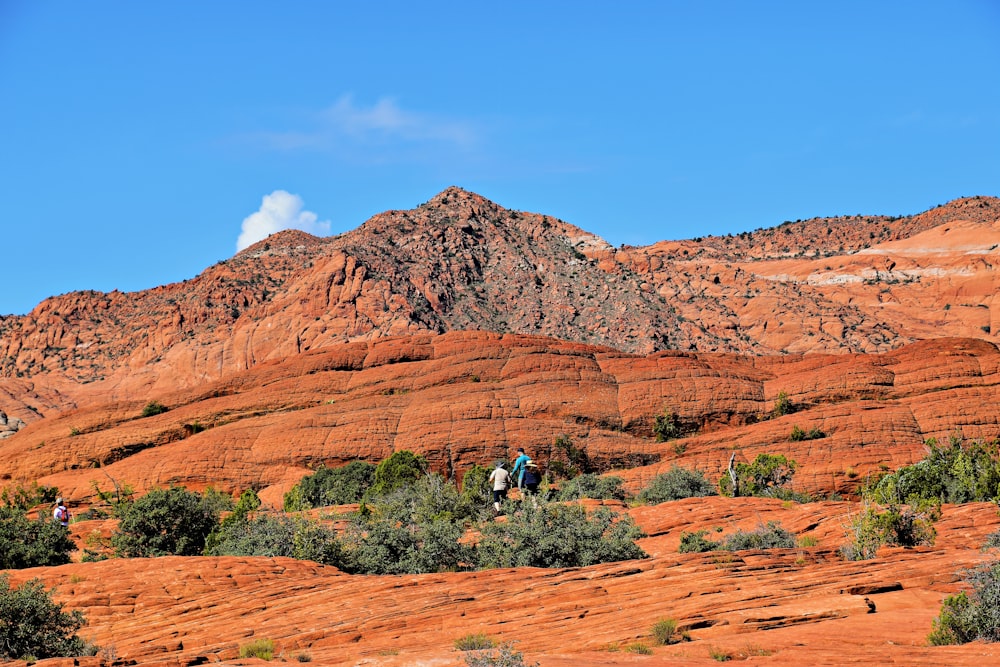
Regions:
[[929, 560, 1000, 645], [678, 521, 797, 554], [866, 436, 1000, 505], [841, 436, 1000, 562], [0, 574, 96, 661]]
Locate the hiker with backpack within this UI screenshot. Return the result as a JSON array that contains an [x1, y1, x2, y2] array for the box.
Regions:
[[53, 497, 70, 527]]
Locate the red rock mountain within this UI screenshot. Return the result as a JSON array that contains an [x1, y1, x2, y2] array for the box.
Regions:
[[2, 188, 1000, 666]]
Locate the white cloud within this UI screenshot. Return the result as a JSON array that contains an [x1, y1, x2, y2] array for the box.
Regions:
[[236, 190, 331, 252], [245, 95, 478, 158]]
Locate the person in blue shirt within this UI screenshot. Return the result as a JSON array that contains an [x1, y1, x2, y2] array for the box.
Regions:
[[511, 447, 531, 489]]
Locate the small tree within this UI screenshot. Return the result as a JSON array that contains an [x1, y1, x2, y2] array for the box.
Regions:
[[772, 391, 793, 417], [0, 574, 95, 660], [653, 409, 681, 442], [368, 450, 428, 498], [0, 505, 76, 569], [112, 486, 222, 557], [285, 461, 376, 510], [719, 453, 797, 498]]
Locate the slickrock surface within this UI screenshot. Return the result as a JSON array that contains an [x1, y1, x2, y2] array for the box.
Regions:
[[1, 190, 999, 426], [2, 333, 1000, 507], [3, 189, 1000, 666], [3, 497, 999, 667]]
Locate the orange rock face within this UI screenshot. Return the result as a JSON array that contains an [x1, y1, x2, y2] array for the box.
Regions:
[[3, 189, 1000, 666], [3, 498, 999, 666]]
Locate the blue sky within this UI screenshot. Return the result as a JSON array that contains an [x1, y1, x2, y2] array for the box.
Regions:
[[1, 1, 998, 316]]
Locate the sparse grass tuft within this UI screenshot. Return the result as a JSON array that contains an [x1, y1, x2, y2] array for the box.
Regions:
[[651, 617, 678, 645], [239, 638, 275, 661]]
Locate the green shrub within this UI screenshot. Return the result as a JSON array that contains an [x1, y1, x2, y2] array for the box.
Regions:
[[841, 500, 939, 561], [285, 461, 376, 510], [867, 437, 1000, 504], [368, 450, 428, 497], [651, 617, 678, 645], [928, 561, 1000, 644], [474, 499, 646, 569], [719, 453, 797, 498], [789, 425, 825, 441], [548, 434, 592, 479], [638, 466, 715, 504], [205, 510, 345, 566], [239, 638, 275, 660], [0, 574, 96, 660], [772, 390, 793, 417], [985, 527, 1000, 550], [0, 482, 59, 510], [624, 642, 653, 654], [679, 523, 796, 553], [344, 475, 473, 574], [653, 409, 681, 442], [459, 464, 492, 514], [557, 473, 627, 502], [463, 642, 538, 667], [720, 522, 796, 550], [678, 529, 720, 553], [140, 400, 168, 418], [454, 633, 496, 651], [111, 486, 222, 557], [0, 505, 76, 569]]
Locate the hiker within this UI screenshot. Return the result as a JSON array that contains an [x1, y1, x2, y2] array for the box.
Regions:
[[53, 497, 70, 527], [488, 461, 511, 513], [522, 460, 542, 495], [511, 447, 531, 489]]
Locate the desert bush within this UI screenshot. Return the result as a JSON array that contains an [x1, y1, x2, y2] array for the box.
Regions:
[[678, 523, 796, 553], [140, 400, 168, 418], [0, 574, 96, 660], [368, 450, 428, 497], [772, 390, 793, 417], [463, 642, 538, 667], [985, 527, 1000, 550], [840, 500, 939, 561], [205, 510, 345, 566], [459, 464, 492, 514], [285, 461, 376, 510], [638, 466, 715, 504], [624, 642, 653, 654], [789, 425, 825, 441], [720, 521, 797, 550], [344, 475, 472, 574], [718, 453, 797, 498], [651, 617, 678, 645], [557, 473, 628, 502], [239, 638, 275, 660], [653, 409, 681, 441], [454, 633, 496, 651], [928, 560, 1000, 644], [548, 434, 592, 479], [474, 499, 646, 569], [0, 482, 59, 510], [0, 505, 76, 569], [678, 529, 720, 553], [112, 486, 222, 557], [867, 437, 1000, 504]]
